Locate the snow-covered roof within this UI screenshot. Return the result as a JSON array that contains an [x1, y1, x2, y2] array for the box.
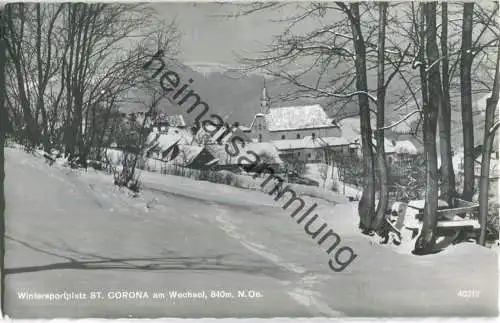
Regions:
[[271, 136, 349, 151], [145, 127, 193, 152], [374, 138, 397, 154], [338, 117, 361, 143], [394, 139, 423, 155], [340, 115, 416, 138], [338, 117, 377, 143], [390, 112, 421, 134], [204, 145, 231, 164], [391, 119, 416, 134], [320, 136, 352, 147], [246, 142, 282, 164], [338, 117, 396, 153], [254, 104, 338, 132], [170, 145, 204, 165]]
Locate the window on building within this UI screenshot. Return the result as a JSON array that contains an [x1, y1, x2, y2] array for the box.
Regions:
[[258, 134, 262, 143], [281, 135, 285, 140], [297, 152, 300, 156], [307, 153, 311, 158], [258, 124, 262, 131], [296, 134, 300, 139]]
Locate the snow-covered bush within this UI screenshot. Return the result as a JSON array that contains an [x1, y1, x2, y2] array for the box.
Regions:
[[127, 175, 142, 193], [282, 155, 306, 177], [330, 178, 339, 192], [111, 151, 142, 193], [318, 163, 328, 187]]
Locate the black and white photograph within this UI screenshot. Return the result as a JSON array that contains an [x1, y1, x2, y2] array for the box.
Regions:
[[0, 1, 498, 319]]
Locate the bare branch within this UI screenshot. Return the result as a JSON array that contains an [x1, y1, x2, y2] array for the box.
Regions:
[[374, 109, 421, 133]]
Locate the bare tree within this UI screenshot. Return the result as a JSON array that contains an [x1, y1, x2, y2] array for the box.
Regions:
[[438, 2, 456, 204], [460, 3, 475, 201], [338, 2, 376, 234], [478, 39, 500, 245], [235, 2, 415, 234], [5, 4, 40, 148], [59, 4, 145, 164], [4, 3, 179, 171], [415, 2, 440, 253], [113, 88, 166, 190], [372, 2, 389, 230]]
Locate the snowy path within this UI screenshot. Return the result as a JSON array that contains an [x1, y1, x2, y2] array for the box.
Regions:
[[141, 167, 498, 317], [3, 148, 498, 318], [4, 149, 317, 318]]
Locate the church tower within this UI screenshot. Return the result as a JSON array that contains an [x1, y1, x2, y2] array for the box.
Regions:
[[260, 80, 271, 114]]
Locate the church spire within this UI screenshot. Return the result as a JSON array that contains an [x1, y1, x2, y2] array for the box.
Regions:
[[260, 79, 271, 114]]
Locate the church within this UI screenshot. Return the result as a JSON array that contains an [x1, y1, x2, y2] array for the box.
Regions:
[[241, 85, 352, 163]]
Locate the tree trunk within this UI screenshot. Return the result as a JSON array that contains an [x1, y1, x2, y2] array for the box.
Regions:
[[416, 3, 440, 253], [348, 3, 376, 233], [374, 2, 389, 230], [438, 2, 456, 205], [35, 4, 49, 152], [460, 3, 475, 201], [5, 4, 39, 149], [34, 4, 64, 152], [478, 40, 500, 246]]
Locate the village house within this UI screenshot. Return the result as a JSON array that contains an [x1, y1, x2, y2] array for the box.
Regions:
[[271, 136, 351, 163], [242, 86, 351, 163], [151, 114, 186, 133], [338, 117, 397, 162]]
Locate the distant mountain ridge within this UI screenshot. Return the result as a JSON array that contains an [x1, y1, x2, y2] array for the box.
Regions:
[[184, 62, 238, 76], [123, 62, 341, 127], [124, 60, 491, 149]]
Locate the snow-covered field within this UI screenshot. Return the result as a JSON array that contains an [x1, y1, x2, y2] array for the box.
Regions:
[[3, 147, 498, 318]]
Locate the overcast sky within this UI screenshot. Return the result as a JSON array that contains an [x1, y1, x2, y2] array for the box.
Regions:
[[150, 2, 326, 65], [150, 1, 497, 67]]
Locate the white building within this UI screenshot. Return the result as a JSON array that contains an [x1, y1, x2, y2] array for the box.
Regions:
[[338, 117, 397, 160], [242, 86, 349, 162]]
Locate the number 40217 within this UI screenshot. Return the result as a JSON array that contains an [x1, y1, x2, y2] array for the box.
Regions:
[[457, 290, 480, 298]]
